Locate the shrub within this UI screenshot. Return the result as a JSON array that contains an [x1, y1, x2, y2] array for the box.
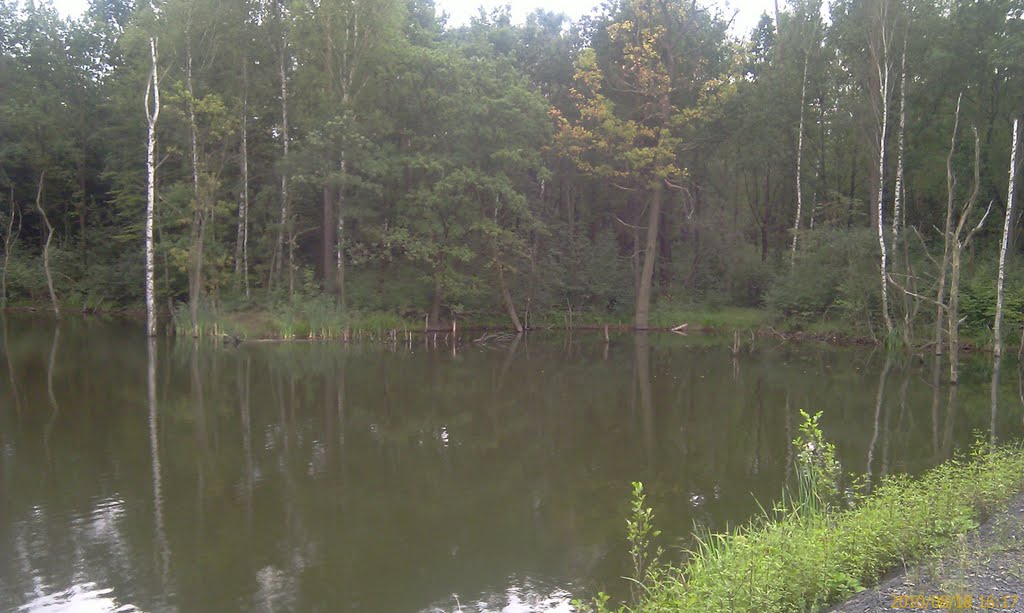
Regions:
[[580, 419, 1024, 613]]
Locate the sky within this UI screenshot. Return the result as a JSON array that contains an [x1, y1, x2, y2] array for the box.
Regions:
[[49, 0, 776, 37]]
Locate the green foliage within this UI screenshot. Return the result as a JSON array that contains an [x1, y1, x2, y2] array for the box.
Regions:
[[626, 481, 662, 587], [961, 270, 1024, 334], [766, 228, 881, 324], [2, 0, 1023, 344], [611, 429, 1024, 612], [790, 410, 841, 515], [261, 294, 416, 340]]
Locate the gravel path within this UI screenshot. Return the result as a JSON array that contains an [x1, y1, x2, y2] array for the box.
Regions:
[[828, 492, 1024, 612]]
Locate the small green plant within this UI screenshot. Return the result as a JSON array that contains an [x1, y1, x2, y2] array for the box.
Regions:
[[791, 410, 841, 515], [626, 481, 663, 593]]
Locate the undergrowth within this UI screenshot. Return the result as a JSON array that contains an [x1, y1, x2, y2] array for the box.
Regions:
[[578, 414, 1024, 613]]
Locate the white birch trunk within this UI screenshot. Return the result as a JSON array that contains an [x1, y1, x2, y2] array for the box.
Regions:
[[34, 172, 58, 319], [273, 4, 292, 299], [790, 51, 809, 266], [186, 37, 202, 337], [145, 37, 160, 337], [875, 35, 893, 335], [994, 118, 1020, 358], [893, 37, 907, 242], [236, 54, 250, 299], [935, 93, 962, 356], [2, 188, 20, 310], [336, 153, 346, 309]]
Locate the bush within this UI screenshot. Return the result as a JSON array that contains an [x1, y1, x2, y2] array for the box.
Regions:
[[581, 431, 1024, 613], [765, 227, 880, 322], [960, 264, 1024, 333]]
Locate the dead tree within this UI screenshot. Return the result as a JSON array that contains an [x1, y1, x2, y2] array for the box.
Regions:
[[947, 126, 991, 384], [34, 172, 59, 319], [934, 93, 963, 358], [994, 118, 1019, 357], [1, 188, 21, 309]]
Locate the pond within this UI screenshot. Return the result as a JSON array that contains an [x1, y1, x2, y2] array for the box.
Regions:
[[0, 317, 1021, 611]]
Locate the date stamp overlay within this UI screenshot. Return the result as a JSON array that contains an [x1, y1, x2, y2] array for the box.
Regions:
[[890, 594, 1022, 609]]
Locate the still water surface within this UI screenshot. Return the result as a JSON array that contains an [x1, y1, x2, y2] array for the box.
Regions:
[[1, 317, 1021, 611]]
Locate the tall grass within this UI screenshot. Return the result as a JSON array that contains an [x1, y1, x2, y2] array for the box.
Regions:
[[265, 297, 417, 340], [581, 421, 1024, 613]]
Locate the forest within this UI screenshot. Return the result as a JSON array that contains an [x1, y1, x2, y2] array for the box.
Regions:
[[0, 0, 1021, 348]]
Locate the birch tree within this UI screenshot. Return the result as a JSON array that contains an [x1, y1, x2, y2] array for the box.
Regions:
[[145, 36, 160, 337], [934, 93, 962, 357], [994, 118, 1019, 358], [789, 0, 821, 264], [269, 0, 293, 298], [184, 12, 202, 337], [870, 0, 896, 335], [892, 36, 907, 241], [235, 44, 250, 300], [790, 51, 809, 265]]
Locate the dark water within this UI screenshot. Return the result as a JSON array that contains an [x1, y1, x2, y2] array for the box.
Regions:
[[1, 317, 1022, 612]]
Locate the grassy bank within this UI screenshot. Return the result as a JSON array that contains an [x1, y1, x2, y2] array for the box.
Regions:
[[583, 418, 1024, 613], [160, 302, 777, 341]]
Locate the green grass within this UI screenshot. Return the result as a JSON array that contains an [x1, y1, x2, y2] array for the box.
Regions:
[[646, 307, 769, 331], [587, 443, 1024, 613], [478, 306, 768, 331]]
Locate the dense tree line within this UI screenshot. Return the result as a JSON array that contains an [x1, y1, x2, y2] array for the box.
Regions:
[[0, 0, 1021, 342]]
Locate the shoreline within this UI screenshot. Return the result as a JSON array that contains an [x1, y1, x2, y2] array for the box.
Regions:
[[590, 443, 1024, 613], [828, 490, 1024, 612], [1, 304, 995, 351]]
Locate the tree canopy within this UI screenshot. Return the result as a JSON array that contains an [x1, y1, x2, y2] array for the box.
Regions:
[[0, 0, 1021, 337]]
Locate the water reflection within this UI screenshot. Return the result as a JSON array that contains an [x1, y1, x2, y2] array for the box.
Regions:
[[19, 582, 138, 612], [1, 320, 1023, 611]]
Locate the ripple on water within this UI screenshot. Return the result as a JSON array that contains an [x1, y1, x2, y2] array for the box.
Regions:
[[424, 577, 576, 613], [18, 582, 138, 613], [13, 496, 141, 612]]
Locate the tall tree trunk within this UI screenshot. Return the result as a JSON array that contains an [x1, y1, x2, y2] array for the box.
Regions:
[[989, 354, 1001, 447], [791, 51, 809, 265], [322, 185, 335, 289], [994, 118, 1019, 358], [429, 274, 442, 328], [847, 160, 857, 228], [235, 53, 250, 300], [635, 184, 662, 329], [186, 38, 202, 338], [872, 0, 894, 335], [875, 57, 893, 335], [145, 37, 160, 337], [893, 37, 907, 242], [948, 250, 963, 382], [77, 131, 88, 268], [2, 189, 21, 310], [34, 173, 58, 319], [935, 94, 963, 357], [812, 88, 827, 230], [272, 5, 293, 299], [336, 153, 347, 309], [948, 127, 989, 384], [497, 263, 522, 334], [893, 37, 909, 342]]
